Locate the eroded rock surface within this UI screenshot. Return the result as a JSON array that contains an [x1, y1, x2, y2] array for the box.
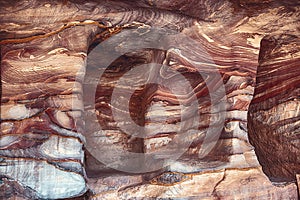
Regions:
[[1, 0, 300, 199], [0, 26, 90, 199], [248, 34, 300, 182]]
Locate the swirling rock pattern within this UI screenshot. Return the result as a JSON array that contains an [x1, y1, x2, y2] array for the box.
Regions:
[[248, 34, 300, 181], [0, 0, 300, 199], [0, 26, 89, 199]]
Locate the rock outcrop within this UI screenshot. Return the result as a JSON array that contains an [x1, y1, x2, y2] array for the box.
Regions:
[[248, 34, 300, 182]]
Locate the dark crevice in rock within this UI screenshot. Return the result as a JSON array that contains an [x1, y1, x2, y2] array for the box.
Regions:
[[84, 48, 167, 176], [296, 175, 300, 198]]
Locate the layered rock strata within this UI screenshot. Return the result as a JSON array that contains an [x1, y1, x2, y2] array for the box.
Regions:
[[0, 26, 93, 199], [0, 0, 300, 199], [248, 34, 300, 182]]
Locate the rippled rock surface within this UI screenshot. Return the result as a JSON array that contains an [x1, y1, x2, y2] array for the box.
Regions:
[[0, 0, 300, 199]]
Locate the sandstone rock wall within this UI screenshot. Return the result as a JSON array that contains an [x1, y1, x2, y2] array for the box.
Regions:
[[0, 0, 299, 199]]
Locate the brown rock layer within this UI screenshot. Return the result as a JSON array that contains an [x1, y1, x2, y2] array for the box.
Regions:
[[248, 34, 300, 181]]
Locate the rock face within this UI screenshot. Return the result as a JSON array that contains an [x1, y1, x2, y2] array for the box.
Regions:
[[248, 34, 300, 182], [0, 23, 89, 199], [0, 0, 300, 199]]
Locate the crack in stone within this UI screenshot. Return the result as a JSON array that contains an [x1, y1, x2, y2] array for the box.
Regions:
[[211, 169, 226, 199]]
